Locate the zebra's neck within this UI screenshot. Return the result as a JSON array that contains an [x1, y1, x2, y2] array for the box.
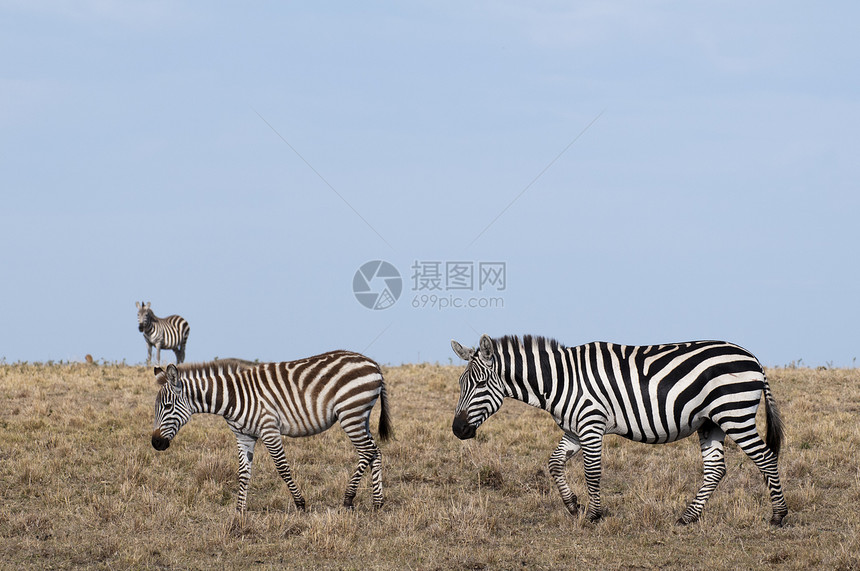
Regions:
[[178, 362, 246, 418], [143, 314, 161, 335], [493, 335, 575, 412]]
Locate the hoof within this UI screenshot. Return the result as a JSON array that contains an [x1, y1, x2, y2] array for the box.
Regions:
[[677, 510, 699, 525], [585, 510, 603, 523], [294, 500, 306, 511], [564, 501, 581, 517], [770, 514, 786, 527]]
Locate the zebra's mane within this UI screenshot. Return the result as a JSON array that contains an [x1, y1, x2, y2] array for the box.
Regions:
[[183, 359, 257, 373], [156, 359, 257, 386], [495, 334, 565, 353]]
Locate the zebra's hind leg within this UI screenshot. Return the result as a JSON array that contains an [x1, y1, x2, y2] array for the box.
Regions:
[[548, 432, 582, 517], [343, 448, 380, 509], [678, 422, 726, 525], [724, 425, 788, 526], [340, 415, 383, 509], [261, 432, 306, 511], [368, 449, 383, 508], [177, 336, 187, 364]]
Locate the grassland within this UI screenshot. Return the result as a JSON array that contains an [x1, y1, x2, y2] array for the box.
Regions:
[[1, 362, 859, 570]]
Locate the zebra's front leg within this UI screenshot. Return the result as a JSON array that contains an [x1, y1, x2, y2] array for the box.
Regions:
[[580, 432, 605, 522], [678, 423, 727, 525], [146, 342, 153, 367], [548, 432, 582, 516], [261, 432, 306, 511], [233, 433, 258, 513]]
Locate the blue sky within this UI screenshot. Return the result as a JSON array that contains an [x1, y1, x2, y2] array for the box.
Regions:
[[2, 2, 858, 367]]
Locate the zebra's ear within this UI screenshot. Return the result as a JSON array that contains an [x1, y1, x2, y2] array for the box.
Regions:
[[451, 340, 473, 361], [479, 334, 494, 361], [165, 364, 181, 392], [154, 367, 166, 386], [136, 301, 141, 309]]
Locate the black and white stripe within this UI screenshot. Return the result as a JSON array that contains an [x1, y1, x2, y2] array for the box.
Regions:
[[136, 301, 190, 365], [151, 351, 393, 512], [451, 334, 787, 526]]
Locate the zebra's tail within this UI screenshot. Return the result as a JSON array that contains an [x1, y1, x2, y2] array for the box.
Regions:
[[763, 372, 784, 458], [377, 379, 394, 442]]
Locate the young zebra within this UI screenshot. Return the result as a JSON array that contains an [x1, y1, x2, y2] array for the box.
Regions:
[[451, 334, 787, 526], [151, 351, 393, 512], [136, 301, 190, 365]]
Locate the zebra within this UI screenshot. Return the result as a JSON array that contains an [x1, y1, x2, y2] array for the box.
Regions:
[[450, 334, 787, 526], [151, 351, 393, 513], [136, 301, 190, 365]]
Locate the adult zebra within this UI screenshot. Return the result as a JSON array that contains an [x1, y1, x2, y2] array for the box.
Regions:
[[136, 301, 190, 365], [451, 334, 787, 526], [151, 351, 393, 513]]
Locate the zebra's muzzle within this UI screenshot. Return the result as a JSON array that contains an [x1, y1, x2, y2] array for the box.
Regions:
[[452, 413, 477, 440], [151, 431, 170, 451], [138, 324, 145, 332]]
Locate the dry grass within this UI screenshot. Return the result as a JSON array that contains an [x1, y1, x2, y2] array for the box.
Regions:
[[1, 362, 859, 570]]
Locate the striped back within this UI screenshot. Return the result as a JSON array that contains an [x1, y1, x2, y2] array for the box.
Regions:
[[563, 339, 764, 443], [153, 351, 388, 442], [220, 351, 386, 438]]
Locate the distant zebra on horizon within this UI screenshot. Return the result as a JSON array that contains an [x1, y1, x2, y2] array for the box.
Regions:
[[451, 334, 787, 526], [136, 301, 190, 365], [151, 351, 393, 513]]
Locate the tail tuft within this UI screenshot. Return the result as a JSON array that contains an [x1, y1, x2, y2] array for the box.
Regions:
[[377, 381, 393, 442], [763, 375, 784, 457]]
